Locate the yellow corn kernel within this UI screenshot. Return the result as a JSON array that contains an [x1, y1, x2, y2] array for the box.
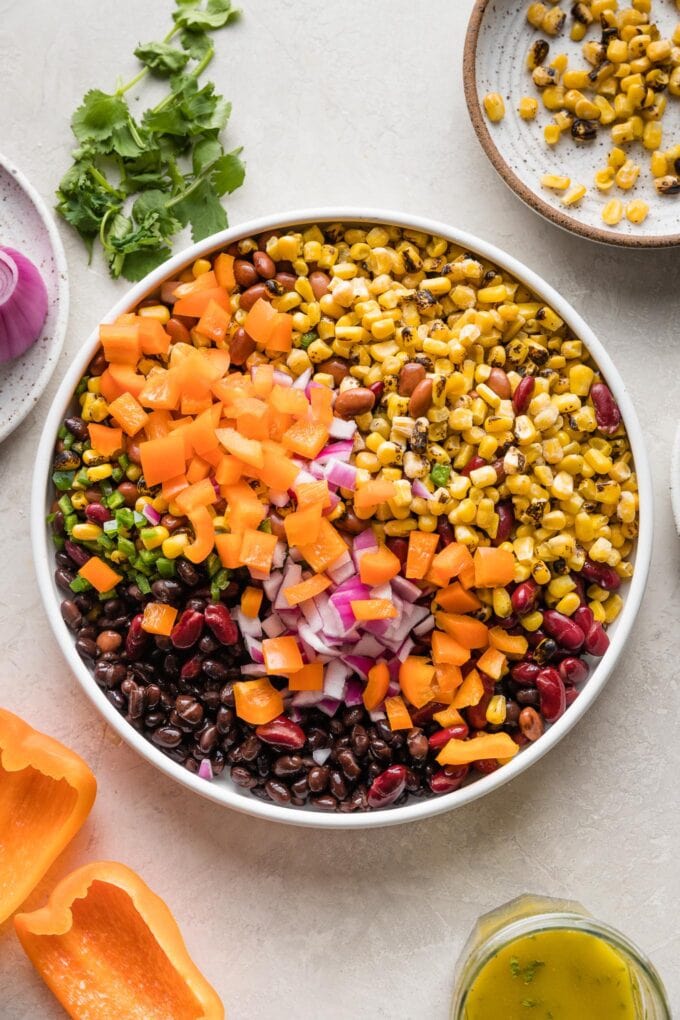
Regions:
[[521, 610, 545, 633], [86, 464, 113, 482], [162, 533, 189, 559], [611, 121, 636, 145], [626, 199, 649, 224], [608, 147, 628, 170], [71, 523, 103, 542], [486, 695, 507, 726], [642, 121, 662, 151], [70, 492, 88, 511], [604, 593, 624, 623], [647, 39, 672, 64], [562, 184, 587, 206], [80, 393, 109, 423], [192, 258, 212, 277], [139, 304, 170, 325], [544, 123, 562, 146], [615, 160, 640, 190], [602, 198, 624, 225], [519, 96, 539, 120], [541, 174, 571, 190], [571, 21, 587, 42], [556, 592, 581, 616], [594, 166, 616, 191], [651, 150, 668, 178], [384, 518, 417, 537]]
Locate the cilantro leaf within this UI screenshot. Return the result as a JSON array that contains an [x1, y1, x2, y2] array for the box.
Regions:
[[179, 27, 213, 59], [134, 41, 190, 75], [192, 136, 223, 174], [212, 147, 245, 195], [110, 120, 148, 158], [173, 0, 240, 32], [71, 89, 129, 144], [173, 178, 227, 241], [56, 161, 122, 242], [121, 247, 173, 281]]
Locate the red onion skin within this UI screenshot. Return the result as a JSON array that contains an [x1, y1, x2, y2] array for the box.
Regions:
[[0, 247, 48, 363]]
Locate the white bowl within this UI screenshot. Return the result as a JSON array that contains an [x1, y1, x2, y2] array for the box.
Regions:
[[32, 208, 653, 829]]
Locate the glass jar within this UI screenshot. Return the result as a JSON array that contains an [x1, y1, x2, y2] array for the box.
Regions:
[[451, 895, 671, 1020]]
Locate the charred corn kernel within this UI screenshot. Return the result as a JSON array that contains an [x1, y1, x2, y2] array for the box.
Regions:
[[602, 198, 624, 224], [80, 393, 109, 422], [542, 6, 566, 34], [562, 69, 591, 89], [486, 695, 507, 726], [595, 166, 616, 191], [384, 518, 417, 537], [556, 592, 581, 615], [521, 610, 544, 632], [541, 174, 571, 190], [544, 123, 562, 145], [86, 464, 113, 482], [626, 199, 649, 223], [70, 492, 88, 511], [519, 96, 539, 119], [562, 184, 587, 205], [71, 523, 102, 542]]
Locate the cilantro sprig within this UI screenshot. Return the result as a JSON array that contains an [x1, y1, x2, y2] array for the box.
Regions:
[[56, 0, 245, 281]]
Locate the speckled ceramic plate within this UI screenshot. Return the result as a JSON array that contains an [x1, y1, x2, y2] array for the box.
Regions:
[[0, 152, 69, 443], [464, 0, 680, 247]]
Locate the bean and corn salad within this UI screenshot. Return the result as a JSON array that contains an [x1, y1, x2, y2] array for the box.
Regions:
[[484, 0, 680, 226], [48, 220, 638, 812]]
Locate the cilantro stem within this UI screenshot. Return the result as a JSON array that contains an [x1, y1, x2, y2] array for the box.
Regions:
[[88, 166, 123, 197], [115, 24, 180, 97], [165, 154, 219, 208], [149, 44, 215, 116]]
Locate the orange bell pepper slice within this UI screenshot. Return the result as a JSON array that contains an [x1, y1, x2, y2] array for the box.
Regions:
[[430, 542, 475, 585], [141, 603, 179, 637], [195, 299, 232, 344], [488, 627, 529, 658], [435, 582, 482, 614], [233, 680, 284, 725], [78, 556, 123, 594], [239, 528, 278, 575], [108, 392, 149, 437], [296, 519, 348, 573], [433, 704, 466, 728], [358, 544, 401, 586], [284, 502, 323, 547], [0, 709, 96, 924], [173, 286, 230, 318], [362, 661, 390, 711], [262, 637, 303, 675], [436, 732, 519, 766], [243, 297, 277, 345], [137, 317, 171, 356], [385, 695, 413, 731], [431, 630, 471, 667], [175, 478, 218, 515], [399, 657, 436, 708], [435, 612, 489, 649], [405, 531, 439, 580], [216, 427, 264, 469], [354, 479, 396, 509], [281, 420, 329, 460], [214, 252, 235, 291], [286, 662, 324, 692], [241, 587, 264, 618], [99, 323, 141, 364], [295, 479, 331, 509], [473, 546, 516, 588], [87, 423, 123, 458], [184, 506, 215, 564], [350, 599, 398, 621], [14, 861, 224, 1020], [452, 668, 485, 709], [214, 532, 242, 569], [266, 313, 294, 354], [283, 573, 332, 607], [475, 646, 508, 680], [140, 433, 186, 488]]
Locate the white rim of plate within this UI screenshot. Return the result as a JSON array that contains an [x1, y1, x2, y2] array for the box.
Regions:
[[31, 207, 654, 829]]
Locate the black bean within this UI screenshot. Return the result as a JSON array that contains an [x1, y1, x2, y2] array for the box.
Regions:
[[351, 724, 370, 757], [220, 683, 235, 707], [216, 706, 234, 734], [64, 416, 89, 440], [336, 748, 362, 780], [516, 688, 540, 707], [61, 600, 83, 631], [202, 659, 229, 682], [232, 766, 258, 789], [291, 776, 309, 799], [176, 560, 200, 586], [273, 755, 304, 777], [308, 765, 330, 792], [151, 579, 183, 603], [55, 567, 75, 592], [265, 779, 291, 805], [94, 661, 126, 689], [329, 770, 348, 800], [310, 794, 337, 812], [406, 728, 428, 760], [199, 635, 219, 654], [369, 738, 392, 762], [175, 695, 204, 727], [151, 726, 183, 749], [75, 637, 98, 661], [198, 725, 218, 754]]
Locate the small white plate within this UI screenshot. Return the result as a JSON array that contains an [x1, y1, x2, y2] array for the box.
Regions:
[[464, 0, 680, 248], [0, 152, 69, 443], [671, 423, 680, 534]]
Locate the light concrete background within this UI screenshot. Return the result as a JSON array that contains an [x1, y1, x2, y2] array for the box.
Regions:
[[1, 1, 679, 1016]]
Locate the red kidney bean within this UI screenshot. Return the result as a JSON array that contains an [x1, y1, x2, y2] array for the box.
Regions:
[[255, 716, 306, 750], [474, 758, 500, 776], [573, 605, 594, 636], [565, 688, 579, 707], [581, 559, 621, 591], [125, 614, 148, 660], [495, 613, 518, 631], [519, 706, 544, 741], [309, 270, 330, 299], [427, 724, 469, 750], [491, 458, 507, 484], [487, 367, 511, 399], [253, 250, 276, 279], [85, 502, 111, 525], [386, 537, 409, 568], [234, 259, 259, 288], [161, 280, 182, 304], [590, 382, 622, 434], [170, 610, 204, 649], [584, 621, 610, 657], [512, 375, 535, 414], [239, 282, 270, 311], [229, 326, 256, 366], [367, 764, 407, 808], [461, 454, 487, 477], [275, 271, 297, 291], [180, 654, 202, 681], [542, 610, 585, 652], [370, 380, 385, 401], [536, 667, 567, 723], [493, 501, 514, 545], [466, 691, 493, 730], [166, 317, 191, 343], [511, 661, 541, 686], [410, 703, 447, 727], [65, 540, 91, 568], [511, 579, 539, 616], [204, 604, 238, 645], [559, 657, 589, 686], [428, 766, 469, 794], [436, 519, 455, 547], [570, 573, 586, 604]]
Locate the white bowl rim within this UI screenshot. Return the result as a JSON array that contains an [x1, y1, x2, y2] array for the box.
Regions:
[[31, 206, 654, 830]]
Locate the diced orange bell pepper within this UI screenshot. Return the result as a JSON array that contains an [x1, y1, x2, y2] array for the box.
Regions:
[[435, 582, 482, 614], [488, 628, 529, 658], [195, 299, 232, 344], [399, 657, 436, 708], [430, 542, 475, 585], [144, 410, 173, 441], [432, 665, 464, 703], [173, 287, 230, 318], [214, 455, 244, 486], [78, 557, 122, 594], [14, 861, 224, 1020], [266, 313, 293, 354], [0, 710, 97, 924], [139, 433, 186, 488], [287, 662, 324, 692], [295, 479, 331, 508], [270, 385, 309, 418], [284, 573, 332, 606], [214, 252, 236, 291], [284, 502, 323, 547], [282, 420, 329, 460], [241, 587, 264, 619], [214, 532, 243, 569], [431, 630, 471, 666], [107, 364, 147, 400], [310, 386, 333, 426], [138, 371, 181, 412], [186, 456, 211, 485], [436, 732, 519, 766], [174, 271, 217, 297], [223, 482, 266, 533], [405, 531, 440, 580], [435, 612, 489, 650], [475, 647, 508, 681], [87, 423, 123, 458], [162, 474, 188, 503], [433, 704, 466, 728], [358, 544, 401, 586], [184, 505, 215, 564], [233, 680, 284, 726], [141, 602, 179, 636], [362, 661, 390, 711], [385, 695, 413, 731], [351, 599, 397, 621], [473, 546, 516, 588], [354, 480, 396, 509], [251, 363, 274, 398], [175, 477, 217, 515], [296, 519, 348, 573], [99, 323, 140, 364], [138, 318, 171, 356], [239, 528, 278, 575], [452, 668, 485, 709], [258, 442, 300, 491], [216, 427, 264, 469], [262, 637, 303, 675], [243, 297, 277, 345], [108, 393, 149, 437]]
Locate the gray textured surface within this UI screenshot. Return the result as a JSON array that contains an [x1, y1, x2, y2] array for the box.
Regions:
[[0, 2, 679, 1017]]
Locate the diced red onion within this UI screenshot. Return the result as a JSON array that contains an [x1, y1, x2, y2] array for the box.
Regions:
[[262, 571, 284, 603], [272, 541, 286, 570], [288, 705, 303, 724], [292, 367, 313, 390], [397, 636, 415, 662], [235, 609, 263, 639], [291, 690, 326, 708], [344, 678, 365, 707], [269, 490, 290, 508], [314, 441, 353, 464], [299, 597, 324, 632], [413, 615, 435, 637], [288, 547, 303, 563], [369, 582, 392, 601], [322, 490, 341, 516], [387, 679, 400, 696], [352, 634, 385, 658], [368, 708, 386, 722], [411, 479, 431, 500], [244, 636, 264, 663], [299, 622, 337, 657], [309, 461, 326, 480], [391, 575, 422, 603], [272, 370, 293, 387], [324, 659, 350, 700], [312, 747, 332, 765], [198, 759, 214, 781], [240, 663, 267, 677], [275, 564, 302, 609], [262, 613, 286, 638], [323, 458, 358, 491], [317, 697, 341, 717], [352, 529, 378, 566], [142, 503, 161, 526], [326, 553, 354, 585], [341, 655, 374, 680], [329, 417, 357, 440]]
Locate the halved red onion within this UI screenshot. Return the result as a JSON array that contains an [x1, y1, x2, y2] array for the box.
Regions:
[[0, 246, 48, 363]]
